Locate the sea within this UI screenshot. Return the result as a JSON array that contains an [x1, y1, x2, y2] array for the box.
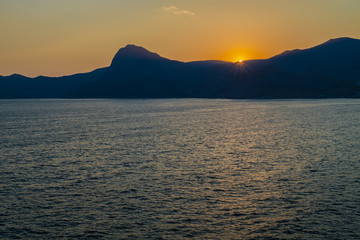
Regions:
[[0, 99, 359, 239]]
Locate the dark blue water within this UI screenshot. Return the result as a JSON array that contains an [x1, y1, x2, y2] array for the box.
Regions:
[[1, 99, 359, 239]]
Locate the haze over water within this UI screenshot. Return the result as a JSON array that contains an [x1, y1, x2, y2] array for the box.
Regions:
[[1, 99, 359, 239]]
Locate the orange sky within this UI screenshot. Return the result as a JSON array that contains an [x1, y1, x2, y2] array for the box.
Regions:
[[1, 0, 360, 77]]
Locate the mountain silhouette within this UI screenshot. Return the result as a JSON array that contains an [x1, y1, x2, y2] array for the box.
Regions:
[[111, 44, 165, 62], [1, 37, 360, 98], [80, 45, 191, 98], [269, 37, 360, 77], [235, 37, 360, 98]]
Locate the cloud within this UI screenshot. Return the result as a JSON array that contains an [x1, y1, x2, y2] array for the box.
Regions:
[[163, 6, 195, 16]]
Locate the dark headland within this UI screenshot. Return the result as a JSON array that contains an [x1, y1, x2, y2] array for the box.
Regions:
[[1, 37, 360, 99]]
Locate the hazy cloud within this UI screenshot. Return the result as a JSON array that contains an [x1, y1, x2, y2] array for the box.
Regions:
[[163, 6, 195, 16]]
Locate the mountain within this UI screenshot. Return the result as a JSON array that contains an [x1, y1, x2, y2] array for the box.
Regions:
[[269, 37, 360, 78], [232, 37, 360, 98], [0, 68, 107, 98], [1, 38, 360, 99], [74, 45, 191, 98]]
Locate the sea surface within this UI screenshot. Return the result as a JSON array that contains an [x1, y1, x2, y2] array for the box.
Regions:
[[0, 99, 359, 239]]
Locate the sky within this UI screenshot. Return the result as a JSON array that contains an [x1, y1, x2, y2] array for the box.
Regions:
[[1, 0, 360, 77]]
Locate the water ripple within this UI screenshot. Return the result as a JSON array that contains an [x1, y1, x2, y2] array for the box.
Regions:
[[0, 99, 360, 239]]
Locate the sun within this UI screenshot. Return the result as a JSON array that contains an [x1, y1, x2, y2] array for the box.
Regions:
[[238, 59, 243, 63]]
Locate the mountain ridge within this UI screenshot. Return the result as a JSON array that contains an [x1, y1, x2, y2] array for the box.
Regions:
[[1, 37, 360, 98]]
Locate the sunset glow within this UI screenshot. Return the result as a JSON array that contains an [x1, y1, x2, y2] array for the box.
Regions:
[[1, 0, 360, 77]]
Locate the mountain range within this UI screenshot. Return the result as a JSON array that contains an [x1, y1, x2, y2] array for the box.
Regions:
[[1, 37, 360, 98]]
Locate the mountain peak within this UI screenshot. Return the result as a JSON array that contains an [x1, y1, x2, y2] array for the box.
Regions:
[[322, 37, 357, 45], [111, 44, 163, 64], [8, 73, 27, 78], [316, 37, 360, 49], [123, 44, 153, 53], [270, 37, 360, 60]]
